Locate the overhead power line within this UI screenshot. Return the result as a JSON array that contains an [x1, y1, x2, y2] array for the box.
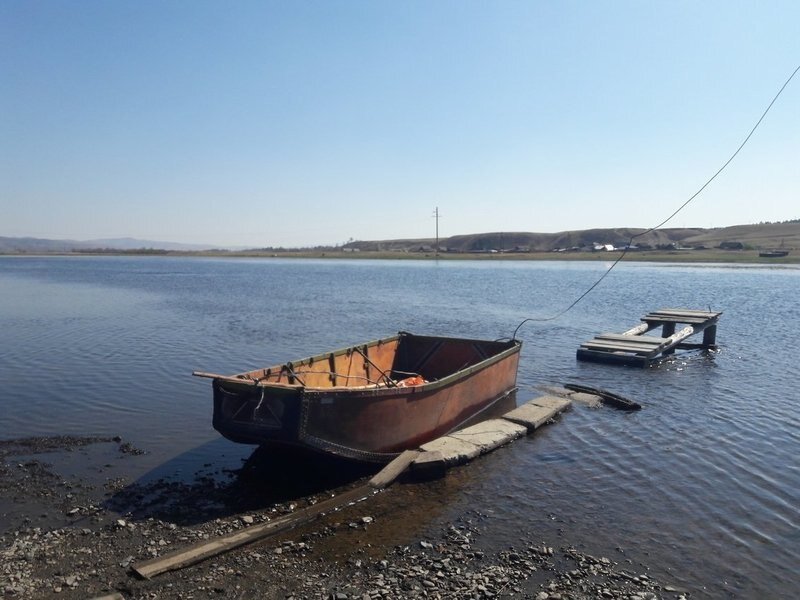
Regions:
[[512, 62, 800, 340]]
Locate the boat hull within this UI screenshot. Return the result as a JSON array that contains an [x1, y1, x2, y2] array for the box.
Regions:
[[208, 333, 521, 462]]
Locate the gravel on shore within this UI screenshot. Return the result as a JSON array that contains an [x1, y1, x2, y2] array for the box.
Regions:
[[1, 436, 690, 600]]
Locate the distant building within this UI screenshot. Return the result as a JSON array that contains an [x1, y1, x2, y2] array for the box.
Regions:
[[719, 241, 744, 250]]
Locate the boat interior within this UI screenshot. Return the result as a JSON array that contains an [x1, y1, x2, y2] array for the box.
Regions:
[[234, 333, 518, 389]]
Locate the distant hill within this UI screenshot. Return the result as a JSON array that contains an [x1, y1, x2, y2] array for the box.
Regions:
[[681, 222, 800, 249], [344, 222, 800, 253], [2, 221, 797, 255], [0, 236, 221, 253]]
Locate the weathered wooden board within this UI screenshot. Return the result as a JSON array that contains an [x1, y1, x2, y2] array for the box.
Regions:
[[369, 450, 420, 489], [580, 340, 661, 355], [502, 396, 571, 430], [576, 348, 648, 366], [594, 333, 669, 345], [563, 383, 642, 410], [581, 338, 660, 349], [133, 485, 373, 579], [448, 419, 527, 453], [419, 395, 572, 468], [410, 450, 447, 478], [643, 309, 722, 325], [566, 391, 603, 407], [578, 311, 711, 366], [529, 395, 572, 410], [649, 308, 720, 317], [419, 435, 482, 465], [535, 385, 573, 398], [134, 450, 419, 579]]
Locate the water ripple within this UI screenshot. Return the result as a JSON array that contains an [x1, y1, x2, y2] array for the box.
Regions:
[[2, 257, 799, 598]]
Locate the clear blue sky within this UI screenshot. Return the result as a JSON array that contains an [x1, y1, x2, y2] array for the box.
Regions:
[[2, 1, 798, 248]]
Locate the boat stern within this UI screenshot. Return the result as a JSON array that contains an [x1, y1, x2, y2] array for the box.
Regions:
[[212, 380, 303, 446]]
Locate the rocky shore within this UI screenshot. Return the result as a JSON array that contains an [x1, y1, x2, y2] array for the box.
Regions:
[[1, 437, 690, 599]]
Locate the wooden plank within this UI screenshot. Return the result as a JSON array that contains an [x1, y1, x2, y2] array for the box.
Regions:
[[643, 315, 716, 325], [579, 307, 722, 366], [644, 310, 716, 318], [644, 313, 721, 324], [368, 450, 420, 489], [534, 385, 573, 398], [580, 344, 653, 356], [448, 419, 527, 453], [594, 333, 669, 345], [134, 450, 419, 580], [581, 339, 657, 349], [529, 395, 572, 411], [576, 348, 648, 366], [580, 340, 661, 355], [192, 371, 259, 385], [133, 484, 373, 579], [584, 338, 665, 350], [563, 383, 641, 410], [410, 451, 447, 478], [652, 308, 722, 316], [566, 391, 603, 407], [502, 396, 571, 431], [419, 436, 481, 465]]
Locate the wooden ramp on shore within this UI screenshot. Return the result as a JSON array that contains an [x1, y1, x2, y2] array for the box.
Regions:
[[577, 308, 722, 367]]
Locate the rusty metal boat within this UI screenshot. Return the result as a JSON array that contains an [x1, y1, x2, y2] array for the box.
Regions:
[[194, 332, 521, 462]]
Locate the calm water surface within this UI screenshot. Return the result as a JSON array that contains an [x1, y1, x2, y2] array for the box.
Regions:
[[1, 256, 798, 598]]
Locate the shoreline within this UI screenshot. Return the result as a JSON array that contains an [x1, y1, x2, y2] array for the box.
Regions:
[[1, 436, 691, 599], [1, 249, 798, 265]]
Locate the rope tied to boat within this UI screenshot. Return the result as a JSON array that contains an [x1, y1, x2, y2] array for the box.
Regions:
[[253, 385, 266, 413], [352, 346, 396, 387]]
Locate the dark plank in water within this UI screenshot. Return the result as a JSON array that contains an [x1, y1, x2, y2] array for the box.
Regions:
[[651, 308, 721, 316], [564, 383, 642, 410], [580, 340, 662, 355], [643, 316, 712, 325], [644, 309, 722, 323]]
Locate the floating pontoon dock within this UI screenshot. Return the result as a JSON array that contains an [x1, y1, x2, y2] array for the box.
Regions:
[[577, 308, 722, 367]]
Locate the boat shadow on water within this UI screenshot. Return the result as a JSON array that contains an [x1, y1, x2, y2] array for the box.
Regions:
[[104, 390, 519, 527], [104, 443, 378, 527]]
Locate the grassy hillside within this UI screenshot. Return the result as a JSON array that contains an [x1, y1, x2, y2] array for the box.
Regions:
[[683, 223, 800, 249], [2, 222, 797, 256], [345, 222, 799, 253]]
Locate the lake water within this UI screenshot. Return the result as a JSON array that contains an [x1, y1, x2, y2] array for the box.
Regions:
[[1, 256, 798, 598]]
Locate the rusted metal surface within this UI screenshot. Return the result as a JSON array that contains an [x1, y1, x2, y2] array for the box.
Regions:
[[200, 333, 521, 463]]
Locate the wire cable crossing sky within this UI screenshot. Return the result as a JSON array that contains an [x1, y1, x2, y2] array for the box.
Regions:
[[508, 61, 800, 332], [1, 2, 798, 248]]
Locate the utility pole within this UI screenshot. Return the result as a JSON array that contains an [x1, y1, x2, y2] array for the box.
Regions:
[[432, 207, 440, 256]]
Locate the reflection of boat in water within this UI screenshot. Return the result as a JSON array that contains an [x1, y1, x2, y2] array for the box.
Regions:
[[195, 332, 521, 463]]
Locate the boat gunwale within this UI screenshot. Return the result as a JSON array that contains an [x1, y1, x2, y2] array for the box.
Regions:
[[219, 332, 522, 396]]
